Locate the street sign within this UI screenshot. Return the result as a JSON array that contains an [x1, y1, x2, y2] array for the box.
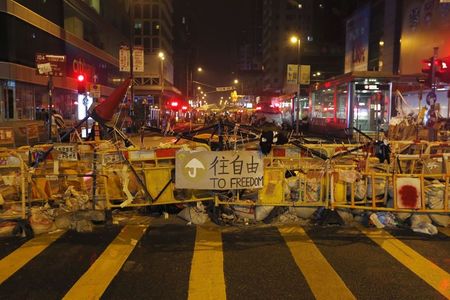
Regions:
[[35, 53, 66, 77], [119, 45, 130, 72], [287, 64, 298, 84], [133, 46, 144, 72], [90, 84, 101, 98], [216, 86, 234, 92], [175, 150, 264, 190], [299, 65, 311, 85]]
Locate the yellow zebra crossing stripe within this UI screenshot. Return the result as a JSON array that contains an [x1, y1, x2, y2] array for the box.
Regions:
[[188, 226, 226, 300], [63, 221, 150, 300], [278, 226, 356, 300], [0, 230, 66, 285], [358, 225, 450, 299]]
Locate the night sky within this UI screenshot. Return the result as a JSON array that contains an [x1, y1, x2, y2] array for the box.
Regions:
[[181, 0, 255, 88]]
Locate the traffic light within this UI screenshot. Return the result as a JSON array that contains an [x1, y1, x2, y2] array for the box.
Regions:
[[77, 74, 87, 94], [421, 56, 450, 85]]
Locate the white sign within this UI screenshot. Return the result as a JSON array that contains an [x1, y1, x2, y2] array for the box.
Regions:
[[216, 86, 234, 92], [119, 45, 130, 72], [133, 46, 144, 72], [77, 94, 93, 120], [37, 63, 52, 75], [54, 144, 78, 161], [175, 150, 264, 190]]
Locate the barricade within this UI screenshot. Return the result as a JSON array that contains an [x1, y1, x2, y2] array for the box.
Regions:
[[0, 148, 27, 220], [215, 144, 329, 207], [6, 139, 447, 220], [330, 150, 450, 213], [28, 143, 107, 211], [102, 144, 215, 209]]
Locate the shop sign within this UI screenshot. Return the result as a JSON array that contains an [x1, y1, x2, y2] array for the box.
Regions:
[[355, 83, 390, 91], [35, 53, 66, 77], [344, 6, 370, 73], [175, 150, 264, 190]]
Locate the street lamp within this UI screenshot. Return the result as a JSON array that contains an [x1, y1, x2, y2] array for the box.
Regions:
[[158, 51, 165, 128], [290, 35, 301, 134]]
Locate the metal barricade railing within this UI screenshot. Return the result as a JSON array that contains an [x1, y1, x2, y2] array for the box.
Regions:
[[27, 143, 107, 211], [0, 149, 27, 220], [101, 144, 215, 208]]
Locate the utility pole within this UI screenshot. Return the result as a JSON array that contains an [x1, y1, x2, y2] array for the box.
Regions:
[[47, 75, 53, 142]]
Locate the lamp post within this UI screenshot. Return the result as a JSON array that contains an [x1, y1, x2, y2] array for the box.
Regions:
[[158, 51, 165, 128], [290, 35, 301, 134]]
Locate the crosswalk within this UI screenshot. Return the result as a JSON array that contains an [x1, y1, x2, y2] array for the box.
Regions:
[[0, 219, 448, 300]]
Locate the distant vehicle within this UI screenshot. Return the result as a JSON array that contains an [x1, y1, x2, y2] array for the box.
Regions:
[[255, 101, 283, 127]]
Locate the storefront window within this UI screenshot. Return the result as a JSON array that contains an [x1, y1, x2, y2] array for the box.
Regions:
[[336, 83, 348, 119], [312, 88, 334, 118], [353, 81, 390, 132], [15, 82, 35, 120]]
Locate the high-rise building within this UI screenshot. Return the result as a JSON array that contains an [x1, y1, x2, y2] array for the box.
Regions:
[[261, 0, 359, 95], [236, 0, 263, 97], [172, 0, 194, 99], [0, 0, 130, 122], [131, 0, 180, 116]]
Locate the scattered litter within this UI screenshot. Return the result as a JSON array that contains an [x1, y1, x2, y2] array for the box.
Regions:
[[410, 214, 438, 235], [178, 203, 209, 225]]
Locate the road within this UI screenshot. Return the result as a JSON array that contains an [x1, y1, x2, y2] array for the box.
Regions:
[[0, 217, 448, 300]]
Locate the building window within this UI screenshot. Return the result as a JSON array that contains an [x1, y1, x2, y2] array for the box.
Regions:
[[134, 22, 142, 35], [143, 21, 150, 35], [143, 4, 150, 18], [152, 22, 160, 35], [152, 37, 160, 50], [144, 37, 151, 51], [152, 4, 159, 18], [134, 4, 141, 18], [134, 37, 142, 45]]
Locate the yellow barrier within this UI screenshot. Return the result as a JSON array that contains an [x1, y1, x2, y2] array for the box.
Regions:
[[0, 149, 26, 220], [4, 140, 446, 216]]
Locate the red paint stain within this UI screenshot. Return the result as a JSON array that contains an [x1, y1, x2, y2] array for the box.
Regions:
[[399, 184, 418, 208]]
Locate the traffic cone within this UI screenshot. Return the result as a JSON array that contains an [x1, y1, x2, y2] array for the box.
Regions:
[[92, 78, 131, 123]]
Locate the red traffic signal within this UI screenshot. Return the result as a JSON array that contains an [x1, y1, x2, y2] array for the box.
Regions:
[[421, 56, 450, 84], [76, 74, 87, 94]]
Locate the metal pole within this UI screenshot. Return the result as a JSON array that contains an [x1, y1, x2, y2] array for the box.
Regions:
[[160, 58, 165, 127], [296, 40, 301, 135], [48, 75, 53, 142], [431, 47, 438, 93], [129, 2, 135, 130]]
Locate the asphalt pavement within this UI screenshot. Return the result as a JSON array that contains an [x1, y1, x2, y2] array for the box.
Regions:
[[0, 216, 448, 300]]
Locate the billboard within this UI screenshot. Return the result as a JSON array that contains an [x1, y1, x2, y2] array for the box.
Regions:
[[344, 6, 370, 73], [400, 0, 450, 74]]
